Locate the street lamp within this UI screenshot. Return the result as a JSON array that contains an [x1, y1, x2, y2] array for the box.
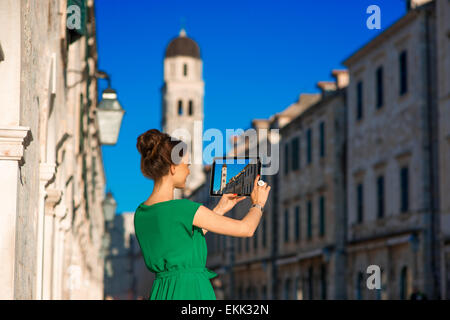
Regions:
[[322, 246, 332, 263], [94, 71, 125, 145], [100, 233, 111, 259], [409, 232, 419, 253], [102, 191, 117, 223]]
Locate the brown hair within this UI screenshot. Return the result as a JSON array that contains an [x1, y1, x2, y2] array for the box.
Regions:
[[136, 129, 186, 180]]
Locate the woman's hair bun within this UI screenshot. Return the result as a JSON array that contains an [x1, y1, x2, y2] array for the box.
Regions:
[[136, 129, 168, 160], [136, 128, 186, 180]]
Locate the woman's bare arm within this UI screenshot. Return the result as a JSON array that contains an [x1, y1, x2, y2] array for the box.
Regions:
[[200, 208, 224, 236], [202, 201, 239, 235], [194, 174, 270, 237], [200, 207, 224, 236], [193, 205, 262, 237]]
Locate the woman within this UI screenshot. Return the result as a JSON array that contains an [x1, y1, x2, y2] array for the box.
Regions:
[[134, 129, 270, 300]]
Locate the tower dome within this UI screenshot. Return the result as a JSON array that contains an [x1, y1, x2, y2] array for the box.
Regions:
[[165, 28, 200, 59]]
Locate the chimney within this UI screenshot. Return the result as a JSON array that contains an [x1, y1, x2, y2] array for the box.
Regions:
[[316, 81, 337, 98], [331, 69, 349, 89]]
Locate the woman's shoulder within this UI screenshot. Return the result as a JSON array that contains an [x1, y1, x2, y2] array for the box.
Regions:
[[136, 199, 201, 210], [180, 198, 201, 204], [180, 198, 203, 207]]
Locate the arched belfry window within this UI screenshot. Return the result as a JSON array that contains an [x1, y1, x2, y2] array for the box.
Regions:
[[178, 100, 183, 115], [188, 100, 193, 115], [183, 63, 187, 76]]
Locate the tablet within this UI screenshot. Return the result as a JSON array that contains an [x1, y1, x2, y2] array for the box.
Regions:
[[210, 156, 261, 197]]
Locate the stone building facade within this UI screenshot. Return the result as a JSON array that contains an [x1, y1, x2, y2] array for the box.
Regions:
[[436, 0, 450, 300], [0, 0, 107, 299], [342, 0, 447, 300], [188, 165, 226, 299], [116, 0, 450, 300], [188, 93, 321, 299], [104, 212, 153, 300], [277, 71, 347, 300], [184, 0, 450, 301], [222, 162, 258, 195]]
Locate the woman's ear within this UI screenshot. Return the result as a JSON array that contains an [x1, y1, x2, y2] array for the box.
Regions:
[[169, 164, 176, 176]]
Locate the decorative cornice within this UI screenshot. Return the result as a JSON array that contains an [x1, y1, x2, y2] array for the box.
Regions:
[[0, 126, 30, 161], [44, 188, 62, 213], [39, 162, 56, 184], [296, 247, 324, 261], [347, 228, 422, 249]]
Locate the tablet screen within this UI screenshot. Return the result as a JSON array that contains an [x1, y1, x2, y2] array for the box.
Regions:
[[210, 157, 261, 196]]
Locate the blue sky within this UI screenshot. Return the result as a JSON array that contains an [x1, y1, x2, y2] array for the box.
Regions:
[[95, 0, 406, 213]]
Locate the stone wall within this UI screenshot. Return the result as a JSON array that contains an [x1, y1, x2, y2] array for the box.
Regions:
[[0, 0, 107, 300]]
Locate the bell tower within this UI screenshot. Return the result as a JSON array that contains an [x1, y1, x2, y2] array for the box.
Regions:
[[220, 164, 227, 192], [161, 28, 205, 197]]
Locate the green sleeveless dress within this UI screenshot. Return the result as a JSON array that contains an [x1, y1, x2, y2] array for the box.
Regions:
[[134, 198, 218, 300]]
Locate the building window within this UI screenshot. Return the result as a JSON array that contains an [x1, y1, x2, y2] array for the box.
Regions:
[[178, 100, 183, 115], [262, 216, 267, 247], [307, 266, 313, 300], [379, 267, 389, 300], [183, 63, 188, 76], [400, 166, 409, 213], [306, 128, 312, 164], [291, 137, 299, 170], [295, 276, 303, 300], [82, 156, 89, 218], [293, 276, 298, 300], [320, 264, 327, 300], [376, 66, 384, 109], [262, 285, 267, 300], [399, 50, 408, 95], [188, 100, 193, 115], [92, 156, 97, 201], [79, 94, 85, 152], [356, 80, 363, 120], [211, 236, 216, 254], [302, 276, 308, 300], [295, 206, 300, 241], [319, 196, 325, 236], [399, 266, 411, 300], [298, 136, 302, 167], [377, 175, 385, 218], [284, 143, 289, 175], [357, 183, 364, 223], [307, 200, 312, 239], [319, 121, 325, 158], [284, 209, 289, 242], [238, 286, 243, 299], [284, 278, 292, 300], [356, 272, 364, 300]]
